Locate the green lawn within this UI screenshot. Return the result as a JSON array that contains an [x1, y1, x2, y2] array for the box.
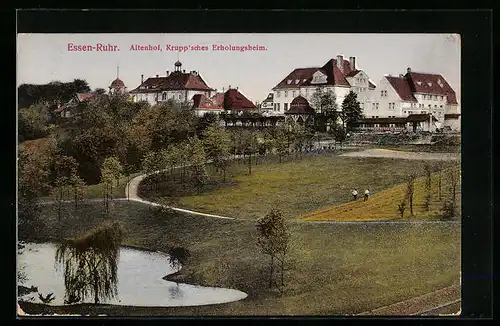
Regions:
[[143, 154, 456, 220], [20, 201, 460, 316]]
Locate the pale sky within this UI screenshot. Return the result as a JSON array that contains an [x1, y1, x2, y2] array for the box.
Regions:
[[17, 33, 460, 103]]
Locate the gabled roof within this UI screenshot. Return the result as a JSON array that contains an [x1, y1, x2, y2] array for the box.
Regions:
[[272, 58, 353, 90], [345, 70, 361, 77], [368, 80, 376, 89], [224, 88, 256, 111], [405, 71, 458, 104], [386, 76, 418, 102], [130, 71, 214, 94], [192, 94, 222, 111], [76, 93, 96, 102], [211, 92, 225, 108]]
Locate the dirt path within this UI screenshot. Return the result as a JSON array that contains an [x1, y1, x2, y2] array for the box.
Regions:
[[356, 283, 461, 316], [340, 148, 460, 161]]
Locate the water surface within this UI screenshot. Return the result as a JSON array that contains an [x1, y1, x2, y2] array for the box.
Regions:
[[18, 242, 247, 307]]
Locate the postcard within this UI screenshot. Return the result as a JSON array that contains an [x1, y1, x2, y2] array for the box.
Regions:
[[17, 32, 461, 317]]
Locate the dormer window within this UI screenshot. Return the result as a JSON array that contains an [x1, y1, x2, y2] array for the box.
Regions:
[[417, 81, 422, 86], [287, 79, 292, 84], [295, 79, 299, 84], [428, 82, 432, 87], [437, 79, 444, 88], [303, 79, 307, 83]]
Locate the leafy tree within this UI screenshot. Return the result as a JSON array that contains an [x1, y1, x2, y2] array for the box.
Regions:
[[18, 79, 91, 109], [101, 156, 122, 216], [187, 137, 208, 193], [168, 247, 191, 271], [55, 220, 123, 304], [330, 124, 347, 149], [256, 209, 290, 290], [94, 88, 107, 95], [203, 123, 232, 182], [53, 155, 79, 221], [239, 130, 258, 175], [340, 91, 362, 132], [310, 88, 338, 132], [70, 173, 86, 210], [18, 103, 52, 141], [273, 126, 289, 164]]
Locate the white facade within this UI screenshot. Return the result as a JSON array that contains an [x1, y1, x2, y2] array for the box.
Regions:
[[271, 85, 352, 115], [133, 89, 213, 106], [368, 75, 460, 131]]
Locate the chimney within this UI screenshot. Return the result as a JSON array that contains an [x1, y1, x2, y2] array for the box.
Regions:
[[337, 55, 344, 72], [407, 67, 411, 73], [236, 86, 239, 90], [222, 87, 225, 93], [166, 70, 169, 76], [156, 74, 159, 78], [141, 74, 144, 84], [349, 56, 356, 71], [229, 85, 231, 89], [183, 69, 186, 73]]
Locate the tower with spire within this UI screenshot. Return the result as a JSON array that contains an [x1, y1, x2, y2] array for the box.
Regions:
[[109, 66, 127, 95]]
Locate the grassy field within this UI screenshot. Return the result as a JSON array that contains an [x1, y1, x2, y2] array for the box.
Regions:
[[144, 154, 458, 220], [19, 201, 460, 316], [301, 166, 461, 222]]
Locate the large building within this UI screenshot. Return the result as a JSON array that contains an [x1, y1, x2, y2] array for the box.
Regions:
[[108, 66, 127, 95], [270, 55, 376, 115], [129, 61, 215, 106], [365, 68, 460, 131]]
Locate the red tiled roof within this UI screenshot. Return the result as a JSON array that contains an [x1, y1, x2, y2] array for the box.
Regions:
[[406, 72, 458, 104], [192, 94, 221, 111], [407, 113, 438, 122], [273, 58, 353, 89], [211, 92, 225, 108], [345, 70, 361, 77], [110, 78, 125, 88], [76, 93, 96, 102], [130, 71, 214, 93], [285, 96, 315, 115], [386, 76, 418, 102], [224, 89, 256, 111]]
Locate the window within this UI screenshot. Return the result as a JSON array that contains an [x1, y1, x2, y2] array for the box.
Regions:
[[404, 111, 407, 113], [428, 104, 431, 109], [276, 103, 280, 110], [287, 80, 292, 84], [434, 95, 437, 100], [292, 91, 296, 98], [381, 90, 384, 97], [178, 94, 182, 100], [285, 91, 288, 97], [295, 79, 300, 84], [305, 88, 309, 95], [440, 96, 443, 101], [162, 93, 167, 101], [284, 103, 288, 110], [440, 105, 443, 109], [422, 111, 426, 114]]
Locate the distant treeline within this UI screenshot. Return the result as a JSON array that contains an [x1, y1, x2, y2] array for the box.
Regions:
[[18, 79, 91, 109]]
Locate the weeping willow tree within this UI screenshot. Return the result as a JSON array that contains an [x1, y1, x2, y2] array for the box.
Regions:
[[55, 221, 124, 304]]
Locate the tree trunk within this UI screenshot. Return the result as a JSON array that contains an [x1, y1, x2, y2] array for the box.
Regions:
[[269, 256, 274, 289], [409, 196, 413, 215], [248, 152, 252, 175], [223, 168, 226, 183], [74, 188, 78, 210], [58, 187, 62, 221]]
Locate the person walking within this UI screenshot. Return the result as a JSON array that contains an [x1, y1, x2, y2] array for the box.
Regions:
[[364, 189, 371, 201], [352, 188, 358, 201]]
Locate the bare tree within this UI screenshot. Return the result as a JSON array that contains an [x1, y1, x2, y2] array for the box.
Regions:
[[423, 163, 432, 211], [406, 173, 416, 215]]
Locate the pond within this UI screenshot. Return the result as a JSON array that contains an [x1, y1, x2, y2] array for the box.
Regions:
[[17, 242, 247, 307]]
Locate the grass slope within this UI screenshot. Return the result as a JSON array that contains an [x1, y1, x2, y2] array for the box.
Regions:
[[175, 155, 456, 220], [20, 201, 460, 316], [301, 167, 461, 221]]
